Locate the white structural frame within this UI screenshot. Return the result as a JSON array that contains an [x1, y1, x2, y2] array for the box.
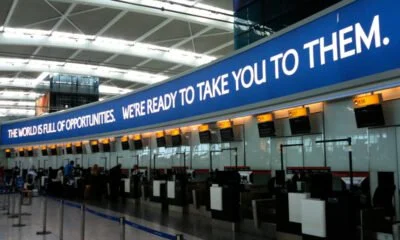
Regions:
[[0, 28, 215, 67], [51, 0, 234, 31], [0, 57, 169, 84]]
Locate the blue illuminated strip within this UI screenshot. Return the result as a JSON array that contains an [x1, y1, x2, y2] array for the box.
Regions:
[[85, 207, 120, 223], [46, 196, 179, 239], [1, 0, 399, 146]]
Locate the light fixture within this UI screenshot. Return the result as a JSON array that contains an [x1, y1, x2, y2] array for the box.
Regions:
[[0, 27, 216, 67], [0, 57, 169, 84], [99, 85, 133, 95]]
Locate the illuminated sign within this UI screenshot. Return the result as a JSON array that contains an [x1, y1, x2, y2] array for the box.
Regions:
[[2, 0, 399, 146], [41, 146, 46, 150], [101, 139, 110, 144], [217, 120, 232, 129], [27, 147, 33, 151], [121, 136, 129, 142], [198, 124, 209, 132], [353, 94, 381, 108], [90, 140, 98, 145], [5, 149, 10, 153], [50, 145, 56, 149], [132, 134, 141, 141], [170, 128, 180, 136], [289, 108, 308, 119], [257, 113, 273, 123], [18, 147, 24, 152], [75, 142, 82, 147], [156, 131, 165, 138], [66, 143, 72, 148]]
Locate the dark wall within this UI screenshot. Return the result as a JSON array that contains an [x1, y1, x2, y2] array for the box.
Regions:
[[234, 0, 341, 49]]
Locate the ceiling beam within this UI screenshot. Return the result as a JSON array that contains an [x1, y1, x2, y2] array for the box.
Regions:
[[50, 0, 233, 31], [0, 30, 215, 67], [0, 58, 168, 84]]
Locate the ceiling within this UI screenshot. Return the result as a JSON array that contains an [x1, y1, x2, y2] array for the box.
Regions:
[[0, 0, 235, 117]]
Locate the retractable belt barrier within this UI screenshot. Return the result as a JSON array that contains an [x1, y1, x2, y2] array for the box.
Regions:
[[44, 196, 184, 240]]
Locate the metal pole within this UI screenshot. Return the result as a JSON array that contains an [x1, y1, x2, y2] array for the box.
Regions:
[[119, 217, 125, 240], [12, 192, 25, 227], [36, 196, 51, 234], [80, 204, 85, 240], [59, 200, 64, 240], [280, 144, 284, 171], [9, 193, 18, 218], [209, 151, 212, 172], [235, 149, 238, 170], [348, 138, 354, 190], [5, 193, 10, 215], [2, 192, 6, 210]]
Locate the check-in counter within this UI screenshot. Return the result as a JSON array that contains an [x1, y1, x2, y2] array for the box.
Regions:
[[167, 174, 189, 213], [41, 176, 48, 188], [150, 180, 168, 210], [121, 178, 130, 193]]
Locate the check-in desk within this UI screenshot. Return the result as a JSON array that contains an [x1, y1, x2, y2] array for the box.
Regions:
[[210, 171, 241, 232], [41, 176, 48, 188], [129, 174, 142, 199], [121, 178, 130, 196], [150, 180, 168, 210], [167, 174, 189, 213]]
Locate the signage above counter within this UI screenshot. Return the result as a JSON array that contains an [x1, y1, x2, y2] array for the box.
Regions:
[[1, 0, 399, 146]]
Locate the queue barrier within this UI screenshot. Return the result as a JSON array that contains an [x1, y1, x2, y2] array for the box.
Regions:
[[41, 195, 185, 240]]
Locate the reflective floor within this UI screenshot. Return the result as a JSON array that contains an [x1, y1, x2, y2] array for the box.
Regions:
[[0, 194, 268, 240]]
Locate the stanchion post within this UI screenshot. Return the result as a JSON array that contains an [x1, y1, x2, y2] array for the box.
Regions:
[[9, 193, 18, 218], [5, 193, 10, 215], [120, 217, 125, 240], [80, 203, 85, 240], [36, 196, 51, 235], [59, 200, 64, 240], [2, 192, 7, 210], [12, 192, 26, 227], [176, 234, 184, 240]]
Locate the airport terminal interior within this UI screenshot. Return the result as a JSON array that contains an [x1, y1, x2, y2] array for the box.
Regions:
[[0, 0, 399, 239]]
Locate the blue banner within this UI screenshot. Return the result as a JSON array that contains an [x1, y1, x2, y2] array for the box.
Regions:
[[1, 0, 399, 146]]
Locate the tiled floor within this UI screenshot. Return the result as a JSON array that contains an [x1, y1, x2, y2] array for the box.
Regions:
[[0, 194, 268, 240]]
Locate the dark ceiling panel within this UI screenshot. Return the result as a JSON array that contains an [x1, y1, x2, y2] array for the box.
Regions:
[[69, 8, 121, 35], [209, 44, 234, 57], [48, 1, 72, 14], [36, 47, 77, 60], [191, 32, 233, 53], [146, 20, 208, 45], [101, 12, 166, 41], [0, 45, 37, 56], [0, 71, 17, 77], [8, 0, 60, 29], [19, 72, 41, 78], [167, 65, 192, 75], [0, 0, 13, 26], [70, 4, 101, 14], [107, 55, 148, 69], [139, 60, 176, 74], [72, 50, 114, 63]]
